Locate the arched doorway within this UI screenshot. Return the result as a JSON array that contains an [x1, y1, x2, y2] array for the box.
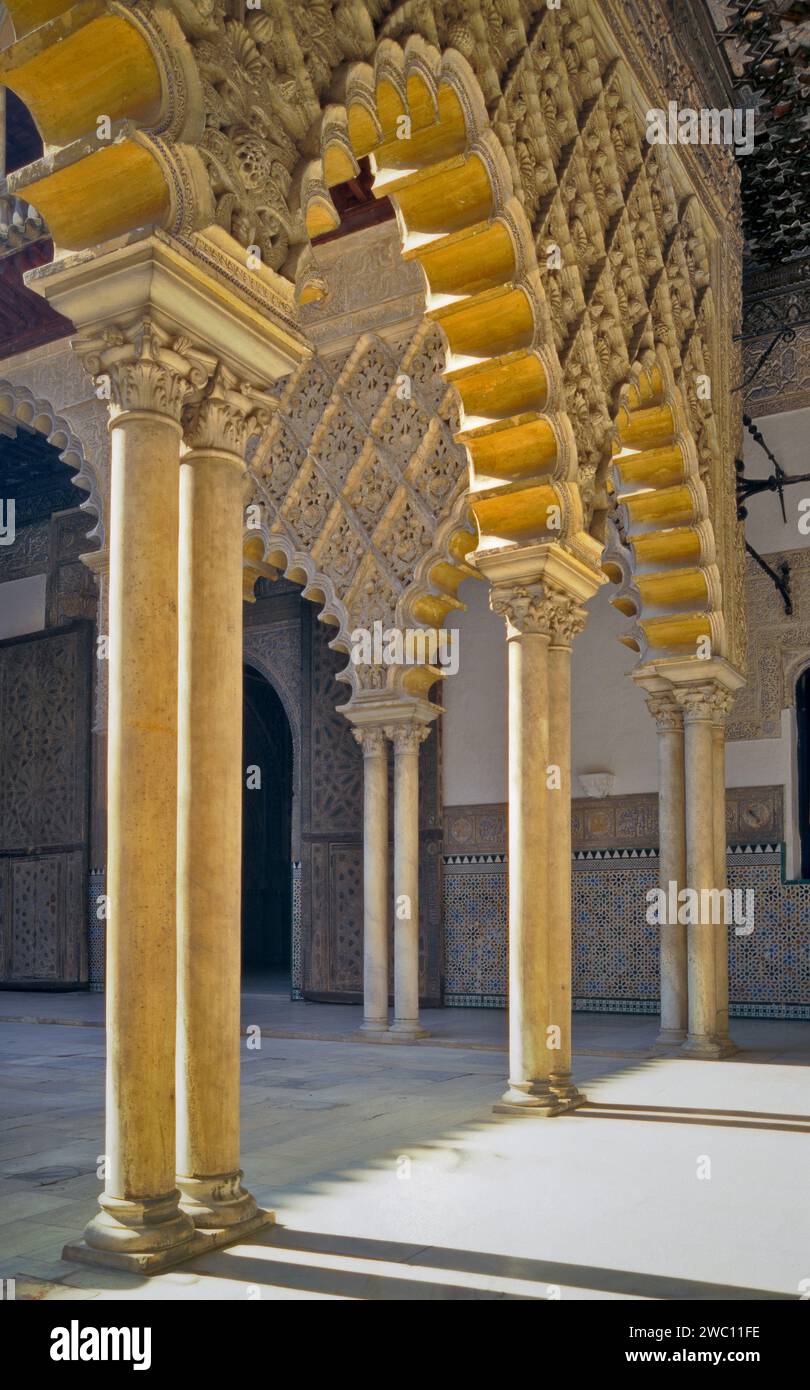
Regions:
[[242, 664, 293, 993]]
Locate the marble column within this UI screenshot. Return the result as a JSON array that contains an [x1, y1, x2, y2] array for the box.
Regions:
[[647, 691, 688, 1047], [32, 235, 306, 1274], [545, 605, 586, 1101], [66, 325, 198, 1266], [386, 721, 431, 1040], [175, 371, 267, 1233], [676, 684, 734, 1058], [490, 579, 588, 1115], [83, 548, 110, 990], [353, 727, 390, 1036], [711, 694, 735, 1053]]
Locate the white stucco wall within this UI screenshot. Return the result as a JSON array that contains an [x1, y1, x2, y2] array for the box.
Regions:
[[441, 575, 507, 805], [441, 573, 660, 803], [742, 406, 810, 556], [570, 582, 657, 795]]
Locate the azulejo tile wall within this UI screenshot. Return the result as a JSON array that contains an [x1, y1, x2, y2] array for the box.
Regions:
[[291, 860, 302, 1000], [443, 794, 810, 1019], [88, 869, 105, 992]]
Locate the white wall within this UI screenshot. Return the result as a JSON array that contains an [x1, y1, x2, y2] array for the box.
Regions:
[[442, 576, 507, 805], [441, 573, 660, 804], [743, 406, 810, 557], [0, 573, 47, 641], [571, 582, 657, 794]]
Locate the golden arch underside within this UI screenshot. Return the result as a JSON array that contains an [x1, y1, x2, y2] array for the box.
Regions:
[[0, 2, 744, 669]]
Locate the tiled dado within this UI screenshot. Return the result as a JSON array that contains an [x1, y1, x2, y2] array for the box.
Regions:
[[291, 860, 302, 1000], [442, 791, 809, 1018]]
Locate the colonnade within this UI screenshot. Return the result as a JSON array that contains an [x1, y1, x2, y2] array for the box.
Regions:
[[352, 713, 434, 1041], [35, 236, 304, 1275], [34, 237, 743, 1277], [66, 353, 271, 1272], [348, 557, 745, 1103], [484, 548, 602, 1113], [644, 676, 740, 1058]]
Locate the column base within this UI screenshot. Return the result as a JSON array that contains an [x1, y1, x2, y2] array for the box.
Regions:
[[75, 1190, 195, 1261], [177, 1170, 259, 1230], [355, 1019, 389, 1041], [388, 1020, 429, 1041], [682, 1035, 738, 1060], [493, 1084, 585, 1118], [63, 1207, 274, 1277], [650, 1027, 687, 1054]]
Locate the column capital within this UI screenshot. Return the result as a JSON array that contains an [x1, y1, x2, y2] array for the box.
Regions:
[[73, 316, 215, 425], [673, 682, 736, 723], [645, 690, 684, 732], [490, 580, 587, 643], [80, 547, 110, 580], [385, 722, 432, 755], [182, 364, 278, 458], [352, 727, 387, 758]]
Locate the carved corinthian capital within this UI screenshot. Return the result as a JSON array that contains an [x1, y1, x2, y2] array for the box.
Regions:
[[182, 364, 278, 456], [489, 581, 588, 643], [352, 727, 387, 758], [674, 683, 736, 722], [73, 317, 215, 423], [645, 691, 683, 733], [385, 723, 431, 756]]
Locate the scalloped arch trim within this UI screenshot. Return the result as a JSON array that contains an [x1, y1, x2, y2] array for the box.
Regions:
[[0, 377, 102, 545]]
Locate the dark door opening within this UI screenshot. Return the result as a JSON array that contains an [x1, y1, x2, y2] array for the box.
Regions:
[[242, 665, 293, 993], [797, 670, 810, 879]]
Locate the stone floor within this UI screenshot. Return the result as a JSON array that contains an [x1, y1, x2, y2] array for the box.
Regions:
[[1, 993, 809, 1301]]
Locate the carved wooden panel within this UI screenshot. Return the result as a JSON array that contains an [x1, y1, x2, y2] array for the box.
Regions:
[[0, 622, 91, 985], [301, 605, 364, 999], [0, 851, 85, 982], [330, 843, 363, 994]]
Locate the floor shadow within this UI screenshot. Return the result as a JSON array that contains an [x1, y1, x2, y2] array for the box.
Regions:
[[185, 1226, 790, 1301], [574, 1100, 810, 1134]]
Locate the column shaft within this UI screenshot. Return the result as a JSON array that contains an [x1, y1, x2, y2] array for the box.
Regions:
[[650, 698, 688, 1044], [683, 710, 720, 1055], [505, 626, 551, 1101], [490, 579, 587, 1115], [355, 730, 389, 1035], [712, 718, 732, 1048], [175, 447, 259, 1228], [546, 638, 576, 1096], [389, 724, 430, 1040], [83, 410, 193, 1258]]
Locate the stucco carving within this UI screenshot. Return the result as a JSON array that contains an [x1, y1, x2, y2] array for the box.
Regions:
[[1, 0, 746, 669], [728, 549, 810, 742], [247, 317, 471, 698]]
